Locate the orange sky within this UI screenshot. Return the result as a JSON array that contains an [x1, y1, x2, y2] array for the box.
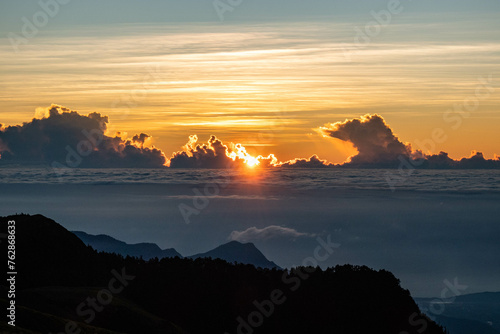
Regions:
[[1, 18, 499, 164]]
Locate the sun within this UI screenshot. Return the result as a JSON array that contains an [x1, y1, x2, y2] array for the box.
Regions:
[[227, 142, 261, 168], [245, 156, 260, 168]]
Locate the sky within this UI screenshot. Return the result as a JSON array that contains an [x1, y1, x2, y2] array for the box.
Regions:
[[1, 0, 500, 164]]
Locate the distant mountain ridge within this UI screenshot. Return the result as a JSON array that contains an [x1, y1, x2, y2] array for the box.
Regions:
[[416, 292, 500, 334], [72, 231, 182, 260], [189, 240, 280, 269], [72, 231, 280, 269]]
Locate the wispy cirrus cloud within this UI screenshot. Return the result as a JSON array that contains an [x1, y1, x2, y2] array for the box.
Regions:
[[2, 18, 500, 161], [228, 226, 315, 242]]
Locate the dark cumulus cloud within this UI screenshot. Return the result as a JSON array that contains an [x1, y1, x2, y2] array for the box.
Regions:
[[319, 114, 500, 169], [169, 135, 333, 169], [169, 135, 276, 168], [169, 135, 237, 168], [0, 105, 167, 168], [279, 154, 333, 168], [422, 151, 500, 169], [319, 114, 411, 167], [132, 133, 151, 147]]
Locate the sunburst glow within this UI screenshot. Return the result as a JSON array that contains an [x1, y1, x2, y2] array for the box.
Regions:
[[228, 143, 261, 168], [245, 156, 260, 168]]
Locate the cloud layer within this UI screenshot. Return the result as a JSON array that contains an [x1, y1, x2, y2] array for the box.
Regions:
[[0, 105, 167, 168], [1, 107, 498, 169], [228, 226, 313, 242]]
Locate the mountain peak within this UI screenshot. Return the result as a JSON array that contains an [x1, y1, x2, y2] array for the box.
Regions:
[[189, 240, 281, 269]]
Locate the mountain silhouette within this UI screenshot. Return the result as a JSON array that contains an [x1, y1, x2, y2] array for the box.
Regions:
[[1, 214, 447, 334], [72, 231, 280, 269], [73, 230, 182, 260], [188, 240, 281, 269]]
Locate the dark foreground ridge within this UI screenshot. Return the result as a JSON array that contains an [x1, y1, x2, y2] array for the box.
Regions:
[[0, 214, 446, 334]]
